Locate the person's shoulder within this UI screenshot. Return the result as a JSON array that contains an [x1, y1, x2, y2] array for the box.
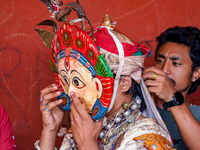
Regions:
[[0, 104, 8, 118], [189, 105, 200, 112], [0, 105, 10, 126]]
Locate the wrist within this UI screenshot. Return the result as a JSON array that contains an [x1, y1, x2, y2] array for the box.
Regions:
[[42, 124, 59, 133], [165, 90, 176, 102], [77, 139, 99, 150], [163, 92, 184, 110], [35, 140, 57, 150], [39, 128, 57, 150], [41, 127, 58, 138]]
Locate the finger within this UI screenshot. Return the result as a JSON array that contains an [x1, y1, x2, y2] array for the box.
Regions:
[[143, 66, 160, 74], [70, 97, 81, 122], [142, 71, 156, 80], [40, 99, 63, 114], [40, 84, 59, 98], [42, 91, 61, 104], [144, 79, 160, 87], [70, 111, 76, 127], [70, 92, 88, 116], [146, 86, 161, 95], [95, 118, 103, 128], [143, 66, 167, 78], [47, 99, 63, 110]]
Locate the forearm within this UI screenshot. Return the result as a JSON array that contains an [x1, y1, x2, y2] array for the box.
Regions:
[[170, 103, 200, 149], [39, 128, 57, 150], [77, 139, 99, 150]]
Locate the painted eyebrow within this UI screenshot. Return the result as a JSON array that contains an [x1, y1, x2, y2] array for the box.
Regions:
[[71, 70, 82, 76], [61, 69, 68, 74]]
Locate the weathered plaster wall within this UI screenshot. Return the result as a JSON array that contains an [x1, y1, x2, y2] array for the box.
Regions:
[[0, 0, 200, 149]]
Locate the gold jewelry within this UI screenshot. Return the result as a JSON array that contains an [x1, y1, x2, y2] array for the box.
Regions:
[[152, 73, 157, 80]]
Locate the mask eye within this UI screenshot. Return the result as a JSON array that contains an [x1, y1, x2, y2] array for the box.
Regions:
[[72, 77, 86, 89], [63, 76, 69, 85]]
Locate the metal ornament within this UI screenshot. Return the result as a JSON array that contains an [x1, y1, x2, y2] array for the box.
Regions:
[[123, 110, 131, 117], [97, 97, 141, 149], [130, 103, 138, 110], [101, 137, 110, 145], [114, 116, 122, 124], [69, 137, 75, 144], [67, 96, 142, 150], [104, 123, 112, 130], [122, 102, 129, 110], [135, 96, 142, 105], [98, 130, 105, 139]]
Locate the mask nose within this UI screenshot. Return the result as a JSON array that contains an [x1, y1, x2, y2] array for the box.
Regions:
[[67, 84, 73, 96], [67, 84, 80, 98]]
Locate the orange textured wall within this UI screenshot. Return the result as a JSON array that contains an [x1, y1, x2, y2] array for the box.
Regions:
[[1, 0, 200, 149]]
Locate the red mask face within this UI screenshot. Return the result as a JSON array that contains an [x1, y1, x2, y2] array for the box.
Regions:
[[51, 22, 114, 120]]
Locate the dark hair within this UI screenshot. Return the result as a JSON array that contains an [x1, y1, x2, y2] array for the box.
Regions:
[[125, 78, 146, 112], [113, 74, 146, 111], [155, 26, 200, 94]]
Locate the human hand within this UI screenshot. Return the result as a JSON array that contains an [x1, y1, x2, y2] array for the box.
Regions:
[[40, 84, 64, 132], [70, 91, 103, 150], [142, 66, 176, 102]]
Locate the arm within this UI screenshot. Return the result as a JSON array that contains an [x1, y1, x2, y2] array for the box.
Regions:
[[143, 66, 200, 150], [37, 84, 64, 150], [170, 103, 200, 149], [0, 105, 16, 150], [70, 92, 102, 150]]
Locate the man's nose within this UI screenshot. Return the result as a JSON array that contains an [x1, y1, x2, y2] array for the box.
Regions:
[[162, 61, 171, 74]]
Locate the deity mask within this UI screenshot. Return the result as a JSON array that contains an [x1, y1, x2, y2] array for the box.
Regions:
[[35, 1, 114, 120]]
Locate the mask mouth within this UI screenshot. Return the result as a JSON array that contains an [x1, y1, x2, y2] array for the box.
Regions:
[[78, 97, 93, 113], [79, 99, 83, 104]]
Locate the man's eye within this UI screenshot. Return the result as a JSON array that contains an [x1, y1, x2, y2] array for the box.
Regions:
[[173, 62, 181, 66], [156, 59, 164, 64], [72, 77, 86, 89]]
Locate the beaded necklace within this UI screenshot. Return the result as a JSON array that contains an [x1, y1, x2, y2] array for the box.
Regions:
[[69, 96, 142, 150]]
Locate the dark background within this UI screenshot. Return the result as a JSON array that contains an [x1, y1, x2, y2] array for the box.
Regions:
[[1, 0, 200, 149]]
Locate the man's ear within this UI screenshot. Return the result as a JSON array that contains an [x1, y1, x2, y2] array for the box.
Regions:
[[120, 75, 132, 93], [192, 67, 200, 82]]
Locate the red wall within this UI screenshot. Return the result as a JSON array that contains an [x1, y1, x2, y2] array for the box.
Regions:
[[1, 0, 200, 149]]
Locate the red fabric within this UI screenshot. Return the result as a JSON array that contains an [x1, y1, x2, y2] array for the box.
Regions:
[[94, 27, 150, 56], [0, 105, 16, 150]]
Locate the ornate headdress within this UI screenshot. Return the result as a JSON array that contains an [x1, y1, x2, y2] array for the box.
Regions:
[[92, 15, 168, 132], [35, 0, 114, 120], [36, 0, 169, 133], [93, 14, 151, 112]]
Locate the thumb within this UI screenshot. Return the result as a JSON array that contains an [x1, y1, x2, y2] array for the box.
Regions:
[[94, 118, 103, 139], [95, 118, 103, 129]]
